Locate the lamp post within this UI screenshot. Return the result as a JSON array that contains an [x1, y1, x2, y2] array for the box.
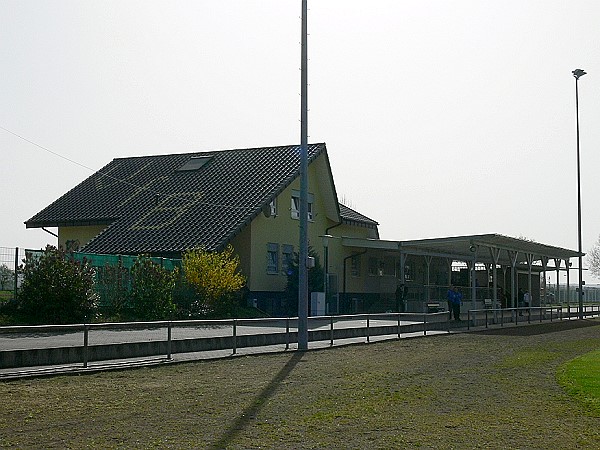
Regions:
[[572, 68, 586, 319], [298, 0, 309, 350]]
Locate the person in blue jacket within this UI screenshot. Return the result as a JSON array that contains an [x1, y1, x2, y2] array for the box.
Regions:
[[447, 285, 462, 321]]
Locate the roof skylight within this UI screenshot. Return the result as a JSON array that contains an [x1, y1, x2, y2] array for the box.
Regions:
[[177, 156, 212, 172]]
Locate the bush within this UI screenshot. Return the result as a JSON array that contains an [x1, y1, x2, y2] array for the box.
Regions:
[[182, 245, 246, 317], [17, 246, 97, 324], [95, 262, 131, 321], [129, 255, 178, 321]]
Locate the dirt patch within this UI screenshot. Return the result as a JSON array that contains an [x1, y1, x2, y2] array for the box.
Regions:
[[1, 319, 600, 449]]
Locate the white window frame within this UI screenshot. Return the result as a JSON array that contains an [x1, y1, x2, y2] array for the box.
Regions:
[[291, 190, 314, 221], [267, 243, 279, 274], [282, 244, 294, 275]]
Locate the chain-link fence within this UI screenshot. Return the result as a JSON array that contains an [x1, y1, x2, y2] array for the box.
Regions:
[[0, 247, 27, 301], [70, 251, 188, 318]]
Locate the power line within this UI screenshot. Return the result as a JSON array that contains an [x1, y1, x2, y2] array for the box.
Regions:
[[1, 125, 99, 174], [0, 125, 255, 211], [0, 125, 153, 193]]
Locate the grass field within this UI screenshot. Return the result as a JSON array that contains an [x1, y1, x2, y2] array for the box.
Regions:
[[1, 319, 599, 449]]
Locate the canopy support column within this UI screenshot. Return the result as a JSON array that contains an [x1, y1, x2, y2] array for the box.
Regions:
[[508, 250, 519, 308], [541, 256, 549, 306], [554, 258, 562, 305], [566, 258, 571, 308], [526, 253, 534, 306], [489, 247, 501, 305], [425, 255, 432, 302]]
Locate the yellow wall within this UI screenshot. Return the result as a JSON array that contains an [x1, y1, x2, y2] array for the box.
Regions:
[[324, 223, 378, 294], [238, 154, 377, 293], [230, 224, 253, 286], [241, 155, 334, 292], [59, 225, 108, 251]]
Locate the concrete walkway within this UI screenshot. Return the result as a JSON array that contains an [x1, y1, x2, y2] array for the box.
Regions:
[[0, 318, 453, 380]]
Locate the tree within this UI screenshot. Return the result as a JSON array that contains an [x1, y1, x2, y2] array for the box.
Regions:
[[587, 235, 600, 279], [129, 255, 178, 320], [17, 246, 97, 324], [182, 245, 246, 316]]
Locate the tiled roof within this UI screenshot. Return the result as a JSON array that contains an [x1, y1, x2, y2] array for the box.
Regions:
[[26, 144, 329, 254], [339, 204, 379, 227]]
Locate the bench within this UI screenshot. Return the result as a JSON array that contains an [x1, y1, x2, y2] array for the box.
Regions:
[[427, 302, 442, 313]]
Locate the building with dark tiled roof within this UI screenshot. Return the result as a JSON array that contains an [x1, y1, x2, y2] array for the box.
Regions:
[[26, 143, 379, 314], [27, 143, 580, 315]]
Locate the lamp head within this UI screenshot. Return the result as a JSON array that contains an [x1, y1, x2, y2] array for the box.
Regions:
[[572, 69, 587, 80]]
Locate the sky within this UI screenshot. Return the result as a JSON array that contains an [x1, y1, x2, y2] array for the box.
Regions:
[[2, 0, 600, 283]]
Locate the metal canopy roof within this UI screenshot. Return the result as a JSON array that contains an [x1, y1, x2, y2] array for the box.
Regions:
[[341, 233, 581, 269]]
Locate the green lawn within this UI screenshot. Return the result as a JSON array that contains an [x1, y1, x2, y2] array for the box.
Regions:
[[558, 348, 600, 415], [1, 319, 599, 449]]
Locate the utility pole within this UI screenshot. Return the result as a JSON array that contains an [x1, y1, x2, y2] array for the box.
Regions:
[[298, 0, 309, 350]]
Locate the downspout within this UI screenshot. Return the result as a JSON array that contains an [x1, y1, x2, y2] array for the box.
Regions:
[[324, 220, 343, 312], [325, 219, 343, 236], [42, 227, 59, 238], [324, 220, 343, 274]]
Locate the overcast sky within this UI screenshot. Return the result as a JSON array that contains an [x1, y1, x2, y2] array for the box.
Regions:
[[2, 1, 600, 282]]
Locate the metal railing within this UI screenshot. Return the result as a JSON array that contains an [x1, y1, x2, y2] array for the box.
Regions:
[[1, 306, 599, 373], [0, 312, 450, 371], [466, 304, 600, 330]]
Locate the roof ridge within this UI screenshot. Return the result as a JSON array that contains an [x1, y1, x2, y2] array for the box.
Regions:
[[111, 143, 327, 162]]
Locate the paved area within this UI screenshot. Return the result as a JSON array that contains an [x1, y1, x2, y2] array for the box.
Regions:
[[2, 309, 598, 380], [0, 317, 450, 380], [0, 316, 441, 351]]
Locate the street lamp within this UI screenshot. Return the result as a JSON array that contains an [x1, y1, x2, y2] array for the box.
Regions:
[[298, 0, 309, 350], [572, 68, 586, 319]]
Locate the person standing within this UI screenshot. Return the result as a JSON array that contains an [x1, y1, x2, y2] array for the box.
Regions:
[[523, 290, 531, 308], [447, 285, 462, 321], [447, 286, 454, 320]]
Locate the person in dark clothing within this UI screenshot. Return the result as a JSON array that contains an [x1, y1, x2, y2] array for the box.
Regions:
[[447, 285, 462, 321], [395, 282, 407, 313]]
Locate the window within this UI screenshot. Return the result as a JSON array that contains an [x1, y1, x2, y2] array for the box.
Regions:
[[267, 243, 279, 274], [350, 255, 361, 277], [269, 198, 277, 217], [282, 244, 294, 275], [291, 190, 314, 221], [291, 196, 300, 219], [383, 257, 395, 276], [368, 257, 378, 276], [404, 263, 413, 281]]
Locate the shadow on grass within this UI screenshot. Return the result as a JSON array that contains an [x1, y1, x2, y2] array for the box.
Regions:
[[209, 351, 305, 449], [480, 318, 600, 336]]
